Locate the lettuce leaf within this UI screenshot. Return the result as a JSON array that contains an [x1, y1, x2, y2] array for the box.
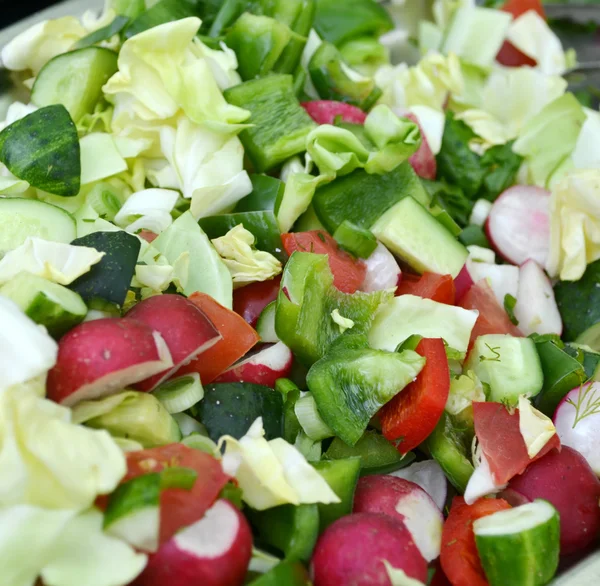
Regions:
[[114, 187, 179, 234], [80, 133, 128, 185]]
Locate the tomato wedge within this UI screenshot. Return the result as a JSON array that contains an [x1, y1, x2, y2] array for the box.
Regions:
[[496, 0, 545, 67], [281, 231, 366, 294], [380, 338, 450, 454], [473, 401, 561, 485], [125, 444, 230, 544], [441, 497, 511, 586], [301, 100, 367, 125], [178, 292, 260, 383], [458, 280, 521, 350], [502, 0, 545, 18], [396, 272, 456, 305], [233, 276, 281, 327]]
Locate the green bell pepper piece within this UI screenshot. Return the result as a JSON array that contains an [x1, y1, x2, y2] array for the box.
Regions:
[[273, 0, 316, 74], [125, 0, 203, 38], [458, 224, 492, 248], [308, 41, 381, 110], [224, 75, 317, 172], [248, 561, 311, 586], [276, 379, 303, 443], [339, 36, 389, 74], [333, 220, 377, 259], [248, 504, 319, 562], [234, 174, 286, 213]]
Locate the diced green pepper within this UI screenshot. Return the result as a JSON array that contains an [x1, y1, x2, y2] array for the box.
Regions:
[[431, 205, 463, 237], [224, 75, 317, 172], [125, 0, 203, 38], [338, 36, 389, 75], [235, 174, 286, 213], [276, 379, 303, 443], [333, 220, 377, 259], [273, 0, 316, 74], [248, 504, 319, 562], [459, 224, 492, 248], [248, 561, 311, 586], [308, 42, 381, 110]]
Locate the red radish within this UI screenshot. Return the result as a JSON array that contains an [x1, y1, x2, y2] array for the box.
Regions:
[[213, 342, 293, 388], [554, 383, 600, 476], [139, 230, 158, 243], [514, 259, 562, 336], [125, 295, 221, 391], [454, 265, 474, 303], [301, 100, 367, 125], [405, 113, 437, 180], [46, 318, 172, 406], [390, 460, 448, 512], [361, 242, 402, 292], [232, 277, 281, 327], [465, 258, 519, 306], [353, 476, 444, 561], [311, 513, 428, 586], [132, 499, 252, 586], [508, 446, 600, 554], [485, 185, 550, 266]]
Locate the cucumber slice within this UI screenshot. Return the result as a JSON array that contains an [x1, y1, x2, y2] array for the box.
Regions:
[[73, 16, 130, 49], [0, 272, 87, 337], [153, 373, 204, 414], [474, 500, 560, 586], [256, 301, 279, 343], [32, 48, 118, 123], [0, 198, 76, 256], [104, 473, 161, 552]]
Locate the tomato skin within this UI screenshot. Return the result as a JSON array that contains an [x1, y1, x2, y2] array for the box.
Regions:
[[473, 401, 561, 485], [441, 497, 511, 586], [380, 338, 450, 454], [138, 230, 158, 243], [233, 277, 281, 327], [281, 231, 366, 294], [396, 272, 456, 305], [496, 0, 545, 67], [124, 444, 230, 545], [501, 0, 545, 18], [301, 100, 367, 125], [178, 292, 260, 384], [458, 280, 521, 350]]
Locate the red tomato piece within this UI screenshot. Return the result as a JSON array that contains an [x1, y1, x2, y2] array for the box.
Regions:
[[496, 41, 537, 68], [458, 280, 521, 350], [125, 444, 230, 545], [281, 231, 366, 294], [396, 272, 456, 305], [441, 497, 511, 586], [301, 100, 367, 125], [177, 292, 260, 384], [473, 401, 561, 485], [501, 0, 545, 19], [138, 230, 158, 243], [233, 276, 281, 327], [380, 338, 450, 454]]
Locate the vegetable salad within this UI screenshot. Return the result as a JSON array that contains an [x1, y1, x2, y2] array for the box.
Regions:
[[0, 0, 599, 585]]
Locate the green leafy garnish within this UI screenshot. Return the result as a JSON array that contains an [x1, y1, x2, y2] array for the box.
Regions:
[[566, 382, 600, 428], [503, 294, 519, 326], [479, 344, 501, 363]]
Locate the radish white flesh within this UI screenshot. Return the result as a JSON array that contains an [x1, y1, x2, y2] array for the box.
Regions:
[[464, 449, 507, 506], [213, 342, 293, 388], [361, 242, 402, 292], [466, 261, 519, 307], [133, 499, 253, 586], [390, 460, 447, 511], [405, 113, 437, 180], [486, 186, 550, 266], [554, 383, 600, 476], [470, 199, 493, 228], [514, 260, 562, 336]]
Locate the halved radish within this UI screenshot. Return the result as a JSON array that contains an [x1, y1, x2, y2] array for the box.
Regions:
[[465, 260, 519, 306], [125, 295, 221, 391], [353, 475, 444, 562], [485, 185, 550, 266], [454, 264, 474, 303], [405, 113, 436, 180], [213, 342, 293, 388], [132, 499, 253, 586], [514, 259, 562, 336], [46, 318, 173, 406], [301, 100, 367, 125], [390, 460, 448, 512], [361, 242, 402, 293]]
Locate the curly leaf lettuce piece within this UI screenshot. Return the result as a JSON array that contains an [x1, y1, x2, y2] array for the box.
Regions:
[[571, 108, 600, 171], [445, 371, 486, 419], [0, 297, 57, 393], [518, 395, 556, 459], [114, 187, 179, 234], [409, 105, 445, 155], [212, 224, 282, 289], [103, 18, 250, 134], [547, 169, 600, 282], [0, 237, 104, 286], [0, 386, 126, 509], [192, 38, 242, 91], [219, 417, 340, 511]]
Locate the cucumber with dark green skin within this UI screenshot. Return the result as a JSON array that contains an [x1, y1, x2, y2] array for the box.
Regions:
[[0, 105, 80, 197], [198, 211, 287, 262], [248, 561, 311, 586], [312, 162, 431, 233], [224, 74, 317, 172], [69, 231, 140, 308], [248, 504, 319, 562], [554, 259, 600, 341], [196, 382, 284, 442], [235, 174, 286, 213]]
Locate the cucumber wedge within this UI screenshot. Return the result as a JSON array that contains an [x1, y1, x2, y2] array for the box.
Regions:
[[474, 500, 560, 586], [0, 272, 87, 337], [32, 47, 119, 123], [0, 198, 76, 255], [256, 301, 279, 343]]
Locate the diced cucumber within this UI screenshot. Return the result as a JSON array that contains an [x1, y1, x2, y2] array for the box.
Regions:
[[474, 500, 560, 586], [466, 334, 544, 406], [0, 198, 76, 256], [256, 301, 279, 343], [31, 47, 118, 123], [104, 473, 161, 552], [69, 231, 141, 308], [153, 373, 204, 414], [0, 272, 87, 337], [371, 196, 468, 278]]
